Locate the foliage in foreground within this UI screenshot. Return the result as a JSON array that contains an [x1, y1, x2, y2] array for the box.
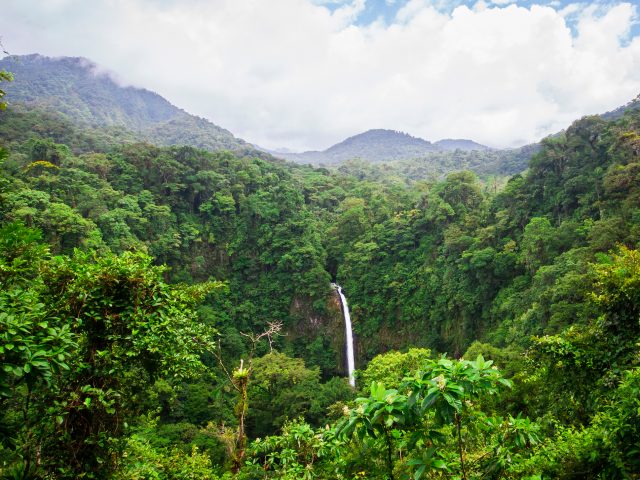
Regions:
[[0, 222, 222, 478]]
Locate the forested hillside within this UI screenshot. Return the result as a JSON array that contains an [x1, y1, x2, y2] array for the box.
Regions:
[[1, 60, 640, 479], [0, 55, 260, 154], [334, 143, 538, 184]]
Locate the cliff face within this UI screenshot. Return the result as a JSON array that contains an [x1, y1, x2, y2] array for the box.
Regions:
[[288, 290, 428, 376], [288, 291, 351, 377]]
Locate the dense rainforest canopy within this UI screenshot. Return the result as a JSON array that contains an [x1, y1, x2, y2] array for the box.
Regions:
[[0, 64, 639, 479]]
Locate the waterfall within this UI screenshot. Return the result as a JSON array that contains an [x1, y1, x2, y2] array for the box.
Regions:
[[333, 284, 355, 387]]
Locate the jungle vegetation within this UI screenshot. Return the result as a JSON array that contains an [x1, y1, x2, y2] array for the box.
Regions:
[[1, 64, 640, 479]]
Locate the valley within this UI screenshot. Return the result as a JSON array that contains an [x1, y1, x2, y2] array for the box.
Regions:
[[1, 53, 640, 479]]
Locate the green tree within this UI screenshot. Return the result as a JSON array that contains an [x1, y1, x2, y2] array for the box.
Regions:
[[0, 68, 12, 110], [519, 217, 556, 274], [0, 222, 223, 478], [358, 348, 431, 390], [339, 356, 538, 480], [248, 351, 351, 438]]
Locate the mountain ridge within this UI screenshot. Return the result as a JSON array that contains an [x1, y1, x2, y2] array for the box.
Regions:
[[0, 53, 254, 153], [274, 128, 490, 165], [434, 138, 489, 151]]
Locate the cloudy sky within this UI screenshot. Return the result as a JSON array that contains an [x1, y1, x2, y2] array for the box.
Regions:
[[1, 0, 640, 151]]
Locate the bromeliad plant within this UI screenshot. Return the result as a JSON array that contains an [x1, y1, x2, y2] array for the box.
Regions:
[[338, 355, 540, 480]]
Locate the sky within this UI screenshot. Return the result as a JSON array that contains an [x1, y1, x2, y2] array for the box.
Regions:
[[1, 0, 640, 151]]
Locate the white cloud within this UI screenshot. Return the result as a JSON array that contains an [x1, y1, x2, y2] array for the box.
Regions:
[[310, 0, 352, 5], [396, 0, 433, 22], [558, 2, 583, 17], [0, 0, 639, 150], [473, 1, 489, 12]]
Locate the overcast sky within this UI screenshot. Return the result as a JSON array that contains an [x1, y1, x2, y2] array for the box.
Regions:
[[1, 0, 640, 151]]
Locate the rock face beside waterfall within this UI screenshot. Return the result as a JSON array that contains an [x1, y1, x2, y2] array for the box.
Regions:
[[288, 292, 349, 377]]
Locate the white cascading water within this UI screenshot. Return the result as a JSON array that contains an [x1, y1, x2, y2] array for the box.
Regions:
[[334, 284, 356, 387]]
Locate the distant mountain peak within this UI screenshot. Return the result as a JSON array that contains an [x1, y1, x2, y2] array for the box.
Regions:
[[329, 129, 434, 150], [274, 128, 489, 165], [434, 138, 490, 151]]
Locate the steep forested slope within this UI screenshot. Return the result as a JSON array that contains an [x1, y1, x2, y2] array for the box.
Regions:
[[0, 54, 258, 153]]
